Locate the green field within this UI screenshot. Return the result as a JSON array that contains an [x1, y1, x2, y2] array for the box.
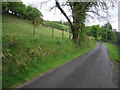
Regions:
[[2, 13, 96, 88], [43, 21, 70, 32], [2, 13, 69, 38], [104, 43, 119, 61]]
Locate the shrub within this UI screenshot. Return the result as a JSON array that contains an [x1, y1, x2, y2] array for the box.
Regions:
[[8, 36, 18, 47]]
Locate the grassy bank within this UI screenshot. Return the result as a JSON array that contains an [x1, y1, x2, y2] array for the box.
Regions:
[[2, 36, 96, 88], [2, 13, 96, 88], [104, 43, 119, 61]]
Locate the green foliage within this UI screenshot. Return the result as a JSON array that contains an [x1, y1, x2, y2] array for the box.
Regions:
[[117, 32, 120, 46], [62, 21, 69, 26], [79, 30, 95, 48], [8, 36, 18, 47], [85, 22, 119, 45], [43, 21, 69, 31], [33, 17, 43, 36], [2, 2, 43, 24], [2, 2, 9, 11], [34, 17, 43, 25], [102, 22, 113, 30], [25, 6, 42, 22], [85, 25, 101, 40], [8, 2, 26, 15]]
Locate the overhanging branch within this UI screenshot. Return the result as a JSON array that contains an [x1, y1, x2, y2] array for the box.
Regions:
[[87, 10, 107, 19], [55, 0, 72, 27]]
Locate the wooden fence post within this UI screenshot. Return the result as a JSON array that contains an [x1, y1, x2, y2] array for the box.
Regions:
[[69, 32, 71, 39], [52, 28, 54, 38], [62, 30, 64, 39]]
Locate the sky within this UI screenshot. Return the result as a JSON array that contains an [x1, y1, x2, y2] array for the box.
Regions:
[[21, 0, 119, 31]]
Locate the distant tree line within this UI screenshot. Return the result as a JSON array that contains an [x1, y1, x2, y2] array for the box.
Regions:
[[85, 22, 120, 46], [53, 20, 70, 26], [2, 2, 43, 24], [43, 21, 69, 32], [2, 2, 43, 36]]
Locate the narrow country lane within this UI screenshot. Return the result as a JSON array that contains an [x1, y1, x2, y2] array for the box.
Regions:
[[18, 43, 118, 88]]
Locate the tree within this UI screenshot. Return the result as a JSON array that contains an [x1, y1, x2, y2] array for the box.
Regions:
[[16, 3, 26, 18], [8, 2, 25, 15], [24, 6, 43, 36], [101, 22, 114, 42], [54, 0, 116, 44], [25, 6, 43, 23], [102, 22, 113, 30], [33, 17, 43, 36], [85, 25, 101, 40], [2, 2, 27, 18]]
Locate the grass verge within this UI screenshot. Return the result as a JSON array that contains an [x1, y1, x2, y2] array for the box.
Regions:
[[2, 35, 96, 88], [104, 43, 119, 61]]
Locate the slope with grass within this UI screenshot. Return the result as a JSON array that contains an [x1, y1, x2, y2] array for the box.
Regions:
[[2, 13, 69, 38], [2, 13, 96, 88], [43, 21, 70, 32], [104, 43, 119, 62]]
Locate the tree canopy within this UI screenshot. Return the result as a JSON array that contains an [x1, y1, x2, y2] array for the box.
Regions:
[[2, 2, 43, 23], [54, 0, 117, 44], [85, 22, 119, 45]]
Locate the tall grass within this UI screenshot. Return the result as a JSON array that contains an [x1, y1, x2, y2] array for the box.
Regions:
[[104, 43, 119, 61]]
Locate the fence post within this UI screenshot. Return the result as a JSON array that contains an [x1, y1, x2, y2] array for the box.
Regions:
[[62, 30, 64, 39], [52, 28, 54, 38], [69, 32, 71, 39]]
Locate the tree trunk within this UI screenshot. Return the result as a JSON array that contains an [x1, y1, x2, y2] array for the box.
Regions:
[[71, 20, 80, 40], [71, 3, 80, 41], [55, 1, 80, 42], [72, 29, 79, 40]]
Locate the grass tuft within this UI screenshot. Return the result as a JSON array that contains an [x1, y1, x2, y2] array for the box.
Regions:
[[104, 43, 119, 61]]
